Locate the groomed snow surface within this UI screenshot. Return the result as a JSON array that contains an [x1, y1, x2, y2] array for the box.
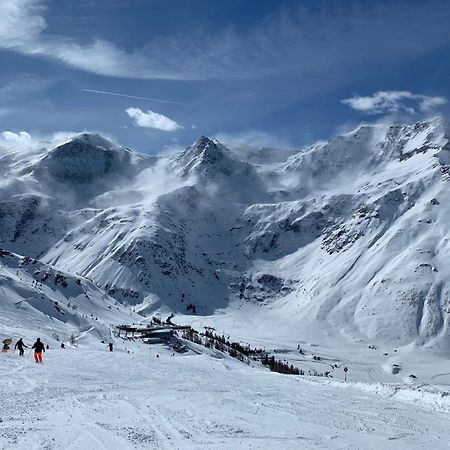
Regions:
[[1, 336, 450, 450]]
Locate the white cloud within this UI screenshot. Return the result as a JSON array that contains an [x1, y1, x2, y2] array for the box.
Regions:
[[214, 130, 292, 149], [341, 91, 448, 115], [126, 107, 181, 132], [1, 0, 450, 81], [0, 0, 45, 49], [419, 96, 448, 111], [1, 130, 33, 147]]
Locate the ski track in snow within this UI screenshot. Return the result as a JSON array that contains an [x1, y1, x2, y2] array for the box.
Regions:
[[1, 342, 450, 449]]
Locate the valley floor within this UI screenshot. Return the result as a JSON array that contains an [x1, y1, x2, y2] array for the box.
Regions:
[[1, 339, 450, 449]]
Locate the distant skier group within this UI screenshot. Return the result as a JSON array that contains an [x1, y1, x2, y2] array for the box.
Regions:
[[3, 337, 48, 363], [2, 335, 116, 365]]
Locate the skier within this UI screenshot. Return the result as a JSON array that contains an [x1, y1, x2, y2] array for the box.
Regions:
[[14, 338, 27, 356], [32, 338, 45, 363], [60, 342, 65, 349]]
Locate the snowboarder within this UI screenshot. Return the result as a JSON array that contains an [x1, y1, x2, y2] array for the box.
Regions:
[[60, 342, 65, 349], [32, 338, 45, 363], [14, 338, 27, 356], [108, 342, 113, 352]]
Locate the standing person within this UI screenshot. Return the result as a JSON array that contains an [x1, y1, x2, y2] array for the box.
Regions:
[[32, 338, 45, 363], [14, 338, 27, 356], [108, 342, 113, 352]]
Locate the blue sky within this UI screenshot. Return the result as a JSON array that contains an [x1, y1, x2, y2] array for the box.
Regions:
[[1, 0, 450, 153]]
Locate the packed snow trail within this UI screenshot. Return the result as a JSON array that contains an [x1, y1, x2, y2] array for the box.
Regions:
[[1, 341, 449, 449]]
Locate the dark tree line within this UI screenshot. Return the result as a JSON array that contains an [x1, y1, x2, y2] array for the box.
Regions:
[[181, 328, 250, 363], [261, 354, 303, 375], [181, 328, 306, 375]]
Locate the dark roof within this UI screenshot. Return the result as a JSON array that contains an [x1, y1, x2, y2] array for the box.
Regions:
[[117, 324, 191, 333]]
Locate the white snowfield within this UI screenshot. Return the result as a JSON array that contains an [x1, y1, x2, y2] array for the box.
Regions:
[[2, 117, 450, 447], [1, 339, 450, 450]]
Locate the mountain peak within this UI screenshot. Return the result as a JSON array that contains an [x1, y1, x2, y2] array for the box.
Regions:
[[34, 133, 131, 182], [196, 135, 217, 147], [191, 136, 225, 163], [51, 133, 120, 153], [174, 136, 236, 177]]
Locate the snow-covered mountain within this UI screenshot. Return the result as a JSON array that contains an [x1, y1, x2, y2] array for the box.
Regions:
[[2, 117, 450, 356]]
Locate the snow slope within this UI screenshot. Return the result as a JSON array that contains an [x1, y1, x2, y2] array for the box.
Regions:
[[1, 339, 450, 449], [0, 248, 139, 345]]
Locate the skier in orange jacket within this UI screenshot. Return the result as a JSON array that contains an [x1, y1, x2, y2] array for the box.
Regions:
[[32, 338, 45, 363]]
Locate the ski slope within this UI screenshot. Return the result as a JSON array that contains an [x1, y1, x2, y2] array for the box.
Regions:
[[2, 117, 450, 448], [1, 339, 450, 450]]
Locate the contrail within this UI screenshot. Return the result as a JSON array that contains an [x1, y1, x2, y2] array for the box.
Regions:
[[81, 89, 185, 105]]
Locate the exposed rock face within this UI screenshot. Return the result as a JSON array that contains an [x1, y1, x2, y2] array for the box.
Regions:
[[33, 134, 133, 182]]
